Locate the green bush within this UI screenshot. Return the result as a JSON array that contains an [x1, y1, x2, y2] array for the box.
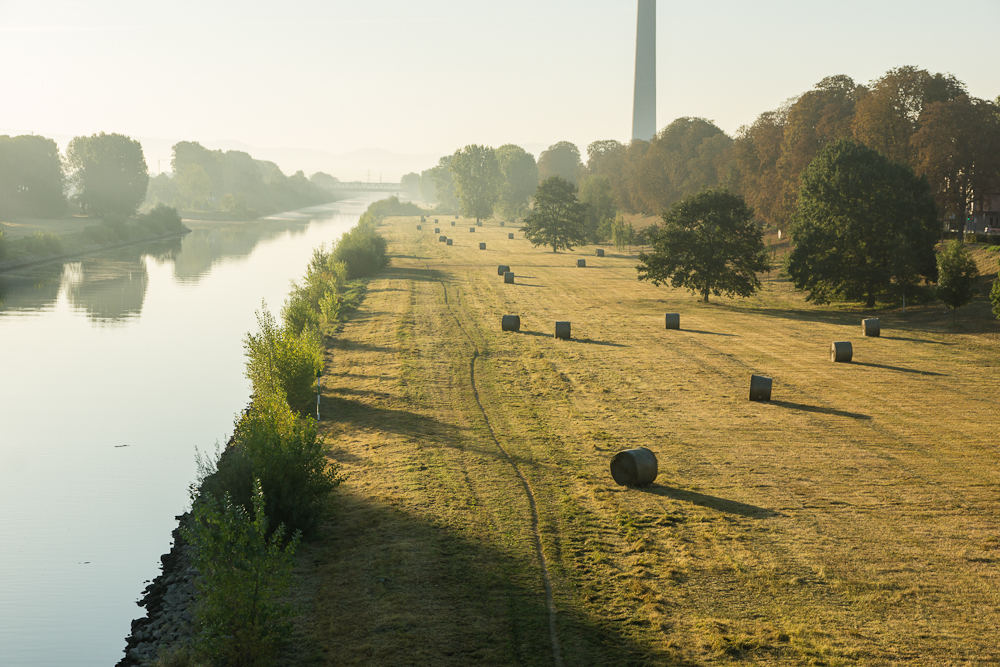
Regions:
[[365, 196, 423, 218], [0, 230, 7, 261], [183, 479, 299, 667], [244, 303, 323, 416], [281, 245, 349, 335], [333, 215, 389, 279], [24, 231, 63, 256], [199, 396, 343, 538], [141, 204, 185, 234]]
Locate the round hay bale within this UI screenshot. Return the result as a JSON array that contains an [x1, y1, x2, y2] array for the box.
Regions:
[[477, 221, 482, 227], [435, 218, 439, 223], [577, 259, 586, 267], [438, 235, 447, 242], [497, 264, 510, 275], [504, 271, 514, 284], [862, 318, 880, 337], [446, 239, 453, 246], [470, 227, 476, 233], [555, 321, 571, 340], [749, 375, 772, 402], [610, 447, 658, 486], [596, 248, 605, 257], [420, 216, 426, 222], [455, 214, 459, 219], [434, 227, 440, 233], [500, 221, 505, 227], [416, 225, 422, 230], [451, 220, 456, 226], [508, 233, 514, 239], [501, 315, 521, 332], [830, 341, 853, 363], [664, 313, 680, 330], [479, 242, 486, 250]]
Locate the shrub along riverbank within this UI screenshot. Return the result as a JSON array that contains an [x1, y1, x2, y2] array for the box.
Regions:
[[118, 201, 393, 667]]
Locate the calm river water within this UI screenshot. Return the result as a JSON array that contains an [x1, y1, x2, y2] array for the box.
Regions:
[[0, 198, 371, 666]]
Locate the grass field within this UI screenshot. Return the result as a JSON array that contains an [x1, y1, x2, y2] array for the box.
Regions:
[[293, 215, 1000, 666]]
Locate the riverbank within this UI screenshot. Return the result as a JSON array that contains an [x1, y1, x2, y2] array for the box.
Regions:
[[0, 212, 194, 275], [288, 212, 1000, 665]]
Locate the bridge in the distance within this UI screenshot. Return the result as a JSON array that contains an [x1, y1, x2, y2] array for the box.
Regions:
[[326, 181, 403, 193]]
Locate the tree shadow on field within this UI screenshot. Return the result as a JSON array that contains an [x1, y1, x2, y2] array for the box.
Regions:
[[382, 265, 448, 283], [882, 335, 955, 346], [852, 361, 947, 376], [770, 400, 873, 420], [713, 303, 860, 327], [331, 339, 394, 354], [638, 485, 783, 519], [288, 491, 690, 667], [514, 330, 628, 347], [682, 329, 738, 337], [321, 395, 462, 440]]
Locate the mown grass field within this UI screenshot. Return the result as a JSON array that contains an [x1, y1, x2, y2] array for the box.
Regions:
[[292, 215, 1000, 666]]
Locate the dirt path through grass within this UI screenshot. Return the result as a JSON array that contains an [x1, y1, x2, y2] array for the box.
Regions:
[[296, 216, 1000, 666]]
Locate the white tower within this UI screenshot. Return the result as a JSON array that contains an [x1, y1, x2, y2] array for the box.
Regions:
[[632, 0, 656, 141]]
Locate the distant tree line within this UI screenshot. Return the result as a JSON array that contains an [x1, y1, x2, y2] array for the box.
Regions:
[[1, 133, 340, 223], [147, 141, 338, 218]]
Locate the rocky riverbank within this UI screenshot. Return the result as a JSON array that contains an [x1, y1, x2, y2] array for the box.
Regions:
[[116, 515, 197, 667]]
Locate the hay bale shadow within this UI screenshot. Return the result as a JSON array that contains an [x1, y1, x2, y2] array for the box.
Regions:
[[638, 485, 782, 518], [769, 400, 872, 420]]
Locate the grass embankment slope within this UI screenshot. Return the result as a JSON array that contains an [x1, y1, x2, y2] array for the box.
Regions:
[[297, 215, 1000, 666]]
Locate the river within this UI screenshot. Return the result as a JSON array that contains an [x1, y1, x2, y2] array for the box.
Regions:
[[0, 198, 372, 666]]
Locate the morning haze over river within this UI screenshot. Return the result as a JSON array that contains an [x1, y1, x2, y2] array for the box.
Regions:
[[0, 198, 372, 666]]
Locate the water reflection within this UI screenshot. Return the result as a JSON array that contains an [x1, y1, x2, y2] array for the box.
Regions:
[[0, 208, 336, 318]]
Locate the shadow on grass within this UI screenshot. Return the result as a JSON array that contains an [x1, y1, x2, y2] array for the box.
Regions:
[[513, 330, 628, 347], [852, 362, 947, 376], [328, 386, 394, 400], [289, 489, 689, 667], [381, 265, 449, 283], [882, 335, 955, 346], [639, 485, 783, 519], [321, 395, 462, 440], [682, 329, 738, 337], [770, 400, 872, 420]]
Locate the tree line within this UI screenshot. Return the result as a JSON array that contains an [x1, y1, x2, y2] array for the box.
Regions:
[[409, 67, 999, 242], [0, 133, 340, 222]]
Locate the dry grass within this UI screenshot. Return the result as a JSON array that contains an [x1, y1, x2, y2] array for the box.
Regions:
[[288, 215, 1000, 666]]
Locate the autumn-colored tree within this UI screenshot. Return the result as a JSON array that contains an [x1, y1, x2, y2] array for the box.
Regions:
[[585, 139, 625, 177], [730, 108, 788, 229], [911, 96, 1000, 234], [635, 117, 732, 214], [775, 76, 866, 222], [852, 67, 965, 165]]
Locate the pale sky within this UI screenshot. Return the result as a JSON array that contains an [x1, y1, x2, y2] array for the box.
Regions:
[[2, 0, 998, 175]]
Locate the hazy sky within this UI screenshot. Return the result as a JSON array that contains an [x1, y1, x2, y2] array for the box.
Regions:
[[3, 0, 998, 168]]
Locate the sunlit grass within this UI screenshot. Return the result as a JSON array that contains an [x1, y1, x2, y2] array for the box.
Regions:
[[286, 214, 1000, 666]]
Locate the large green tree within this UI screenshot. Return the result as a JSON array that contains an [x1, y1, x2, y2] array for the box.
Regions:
[[936, 240, 979, 323], [449, 145, 500, 224], [66, 132, 149, 217], [0, 135, 66, 218], [911, 96, 1000, 234], [537, 141, 583, 184], [787, 139, 939, 308], [577, 175, 616, 242], [427, 155, 459, 211], [523, 176, 589, 253], [495, 144, 538, 222], [637, 188, 768, 302]]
